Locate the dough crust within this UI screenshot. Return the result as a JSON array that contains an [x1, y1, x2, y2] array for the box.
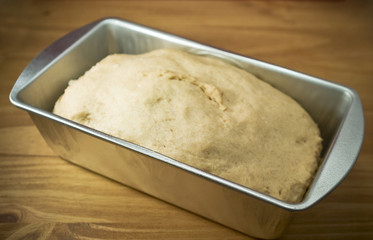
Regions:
[[53, 49, 322, 203]]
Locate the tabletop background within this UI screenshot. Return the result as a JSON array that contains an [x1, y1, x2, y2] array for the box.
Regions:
[[0, 0, 372, 239]]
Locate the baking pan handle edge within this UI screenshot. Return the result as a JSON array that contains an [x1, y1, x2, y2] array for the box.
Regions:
[[9, 18, 111, 106]]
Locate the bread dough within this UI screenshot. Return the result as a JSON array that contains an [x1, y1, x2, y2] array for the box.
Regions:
[[53, 48, 322, 203]]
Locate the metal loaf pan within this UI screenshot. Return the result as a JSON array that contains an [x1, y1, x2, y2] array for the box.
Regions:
[[9, 18, 364, 239]]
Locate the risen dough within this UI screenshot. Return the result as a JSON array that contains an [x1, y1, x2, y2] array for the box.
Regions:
[[53, 48, 322, 203]]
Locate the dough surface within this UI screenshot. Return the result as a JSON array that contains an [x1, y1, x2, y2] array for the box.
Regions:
[[53, 48, 322, 203]]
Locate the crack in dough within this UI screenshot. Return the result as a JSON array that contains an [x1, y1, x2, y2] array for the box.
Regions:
[[157, 69, 227, 111]]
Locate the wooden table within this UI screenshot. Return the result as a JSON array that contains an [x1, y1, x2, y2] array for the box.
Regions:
[[1, 0, 372, 239]]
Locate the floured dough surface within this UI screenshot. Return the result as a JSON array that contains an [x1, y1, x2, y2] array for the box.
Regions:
[[53, 48, 322, 203]]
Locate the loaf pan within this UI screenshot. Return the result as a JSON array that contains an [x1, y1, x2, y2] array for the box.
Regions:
[[9, 18, 364, 239]]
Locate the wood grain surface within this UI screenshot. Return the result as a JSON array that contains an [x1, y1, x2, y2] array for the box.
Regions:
[[1, 0, 372, 239]]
